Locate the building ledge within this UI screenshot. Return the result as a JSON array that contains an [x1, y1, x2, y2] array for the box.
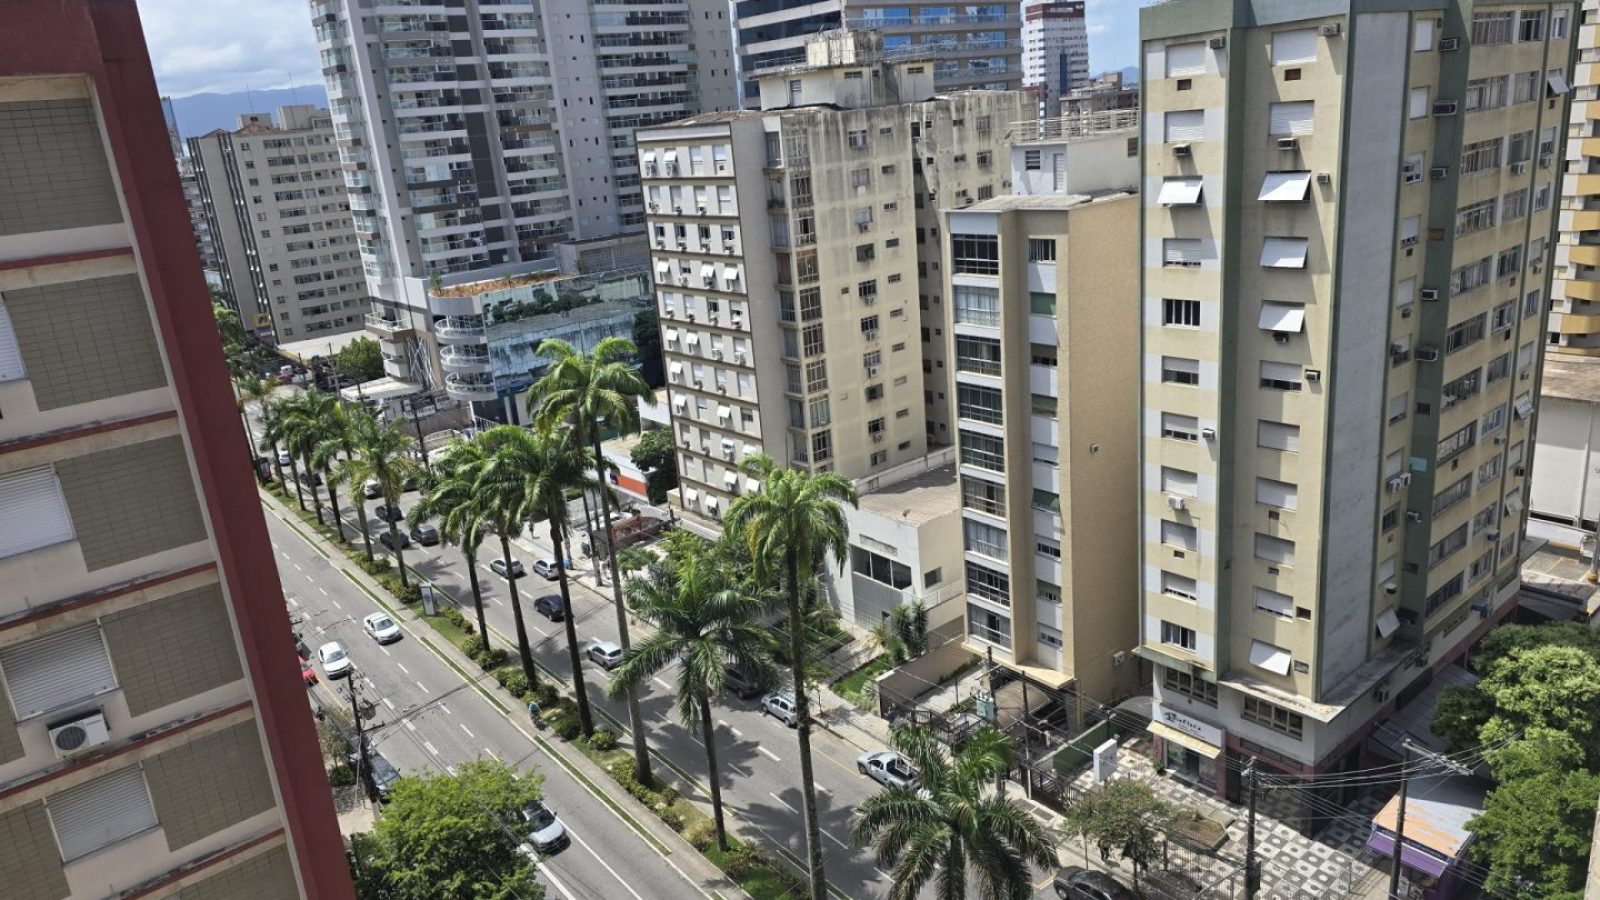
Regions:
[[1218, 638, 1414, 725]]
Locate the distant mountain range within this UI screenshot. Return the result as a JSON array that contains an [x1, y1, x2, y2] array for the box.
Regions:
[[168, 85, 329, 142]]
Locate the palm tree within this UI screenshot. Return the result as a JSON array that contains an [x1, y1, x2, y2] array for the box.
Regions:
[[608, 545, 775, 851], [850, 726, 1058, 900], [725, 452, 859, 900], [279, 392, 334, 524], [412, 440, 493, 651], [310, 400, 356, 544], [234, 373, 276, 452], [342, 412, 422, 586], [257, 396, 291, 494], [464, 425, 543, 687], [528, 336, 655, 781]]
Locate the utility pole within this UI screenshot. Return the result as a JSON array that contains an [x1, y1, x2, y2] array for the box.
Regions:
[[1244, 762, 1260, 900], [1388, 735, 1473, 900], [349, 673, 375, 804]]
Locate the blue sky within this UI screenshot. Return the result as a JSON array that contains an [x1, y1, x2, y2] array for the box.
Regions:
[[1084, 0, 1144, 75]]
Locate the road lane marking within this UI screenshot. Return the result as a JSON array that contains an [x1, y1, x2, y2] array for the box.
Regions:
[[653, 677, 672, 690], [767, 792, 798, 814], [287, 598, 299, 608], [460, 723, 474, 738], [484, 746, 499, 759], [759, 747, 782, 763], [824, 830, 849, 850], [281, 552, 291, 561], [293, 563, 303, 572], [532, 624, 549, 637], [537, 862, 578, 900], [379, 646, 390, 656], [816, 784, 830, 796], [416, 680, 430, 694], [423, 740, 439, 756], [382, 698, 396, 711], [567, 828, 646, 900], [717, 719, 743, 739], [331, 599, 342, 610], [440, 703, 451, 715], [396, 662, 409, 674], [318, 587, 329, 596], [404, 721, 417, 732], [446, 764, 457, 775]]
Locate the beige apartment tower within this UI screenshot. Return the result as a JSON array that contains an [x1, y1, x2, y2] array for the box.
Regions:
[[1139, 0, 1572, 804], [1552, 0, 1600, 353], [638, 31, 1029, 525]]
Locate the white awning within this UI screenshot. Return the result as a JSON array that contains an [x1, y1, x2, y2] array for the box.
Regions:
[[1149, 721, 1222, 759], [1259, 302, 1306, 333], [1157, 177, 1204, 206], [717, 405, 732, 420], [724, 471, 739, 487], [1505, 492, 1524, 514], [721, 437, 735, 449], [701, 263, 715, 277], [1548, 71, 1570, 96], [664, 327, 679, 343], [655, 261, 671, 276], [642, 151, 656, 165], [1261, 237, 1309, 269], [704, 495, 720, 512], [685, 331, 700, 344], [671, 392, 686, 409], [1376, 608, 1401, 639], [668, 360, 683, 376], [746, 476, 760, 492], [1258, 171, 1312, 202], [662, 150, 678, 163], [1513, 396, 1534, 420], [682, 487, 698, 503], [1248, 640, 1293, 676]]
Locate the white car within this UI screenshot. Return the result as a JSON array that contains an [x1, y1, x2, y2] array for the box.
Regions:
[[857, 750, 918, 790], [318, 641, 353, 678], [363, 612, 402, 644], [586, 639, 623, 670], [532, 558, 560, 579], [761, 690, 798, 727], [516, 801, 569, 854], [277, 449, 292, 466], [363, 478, 382, 499]]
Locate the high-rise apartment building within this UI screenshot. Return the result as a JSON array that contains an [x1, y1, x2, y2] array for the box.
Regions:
[[1552, 0, 1600, 354], [189, 106, 369, 343], [1138, 0, 1572, 803], [942, 112, 1142, 705], [313, 0, 736, 389], [733, 0, 1023, 104], [638, 31, 1028, 525], [0, 2, 353, 897], [1022, 0, 1090, 116]]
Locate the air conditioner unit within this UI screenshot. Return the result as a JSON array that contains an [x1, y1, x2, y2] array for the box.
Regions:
[[1514, 464, 1527, 476], [1372, 685, 1390, 703], [703, 276, 716, 287], [1539, 154, 1553, 169], [1319, 22, 1342, 36], [1201, 427, 1216, 441], [1273, 332, 1291, 344], [1316, 172, 1332, 185], [1484, 528, 1501, 541], [1430, 166, 1449, 181], [1172, 144, 1192, 158], [1416, 346, 1440, 362], [1406, 509, 1423, 523], [1510, 161, 1528, 175], [711, 348, 722, 359], [1399, 303, 1414, 318], [1439, 37, 1460, 51], [1208, 35, 1226, 49], [1400, 236, 1419, 248], [871, 432, 885, 443], [49, 711, 109, 757], [665, 164, 679, 176], [1383, 580, 1398, 595], [649, 202, 659, 212], [693, 379, 704, 389], [864, 329, 879, 341], [857, 222, 871, 233], [674, 206, 683, 214], [717, 385, 727, 394], [1305, 369, 1321, 382], [1420, 288, 1441, 302], [1387, 473, 1411, 492], [865, 365, 879, 377], [1432, 99, 1458, 116], [1277, 137, 1299, 150], [716, 162, 729, 173], [1166, 494, 1187, 511]]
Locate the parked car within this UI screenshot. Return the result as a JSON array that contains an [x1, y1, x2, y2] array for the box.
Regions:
[[366, 750, 402, 802], [761, 690, 798, 727], [374, 503, 404, 523], [1054, 867, 1137, 900], [363, 612, 402, 644], [532, 558, 560, 579], [318, 641, 352, 678], [297, 647, 317, 685], [722, 665, 767, 700], [363, 479, 382, 499], [515, 801, 568, 854], [277, 449, 292, 466], [586, 639, 623, 670], [379, 530, 411, 550], [857, 750, 918, 790], [298, 470, 324, 487], [533, 594, 565, 621], [409, 523, 440, 546], [492, 557, 525, 579]]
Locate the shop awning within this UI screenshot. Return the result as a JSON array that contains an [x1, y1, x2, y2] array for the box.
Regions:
[[1150, 721, 1223, 759], [1157, 176, 1204, 206], [1259, 170, 1312, 203]]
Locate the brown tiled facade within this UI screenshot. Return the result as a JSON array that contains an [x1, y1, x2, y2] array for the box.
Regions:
[[5, 274, 168, 410], [0, 802, 72, 900], [102, 584, 243, 717], [144, 721, 278, 851], [173, 844, 299, 900], [55, 436, 209, 569], [0, 99, 122, 236]]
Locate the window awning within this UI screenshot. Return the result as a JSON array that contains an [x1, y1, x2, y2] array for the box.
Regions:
[[1149, 721, 1222, 759], [683, 487, 698, 503], [1376, 608, 1401, 639], [704, 495, 720, 512], [1261, 237, 1309, 269], [1548, 71, 1570, 96], [717, 405, 732, 420], [642, 151, 656, 165], [1258, 171, 1312, 202], [1158, 177, 1204, 206], [1513, 396, 1534, 420], [671, 392, 686, 409], [685, 331, 700, 344], [1249, 639, 1293, 676], [668, 361, 683, 376], [1505, 491, 1524, 514], [1259, 302, 1306, 333], [701, 263, 716, 277], [655, 261, 671, 276], [746, 476, 761, 492], [664, 327, 678, 342], [662, 150, 678, 162], [721, 437, 735, 449]]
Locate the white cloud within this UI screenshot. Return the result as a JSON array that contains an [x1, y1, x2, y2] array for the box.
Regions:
[[138, 0, 322, 96]]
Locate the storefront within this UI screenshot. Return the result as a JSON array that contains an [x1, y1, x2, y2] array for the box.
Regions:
[[1149, 704, 1224, 795]]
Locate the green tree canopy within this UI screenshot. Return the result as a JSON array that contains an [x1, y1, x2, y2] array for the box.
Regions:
[[1472, 622, 1600, 672], [1468, 768, 1600, 900], [352, 759, 545, 900], [1062, 778, 1174, 886], [630, 428, 678, 503], [336, 336, 385, 383]]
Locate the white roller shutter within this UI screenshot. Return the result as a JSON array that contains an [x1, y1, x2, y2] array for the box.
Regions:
[[0, 299, 23, 383], [1, 623, 117, 720], [1160, 467, 1198, 497], [1268, 101, 1315, 136], [47, 766, 158, 862], [1413, 18, 1435, 52], [1166, 42, 1207, 77], [1272, 29, 1319, 65], [1254, 587, 1295, 617], [1409, 87, 1430, 119], [1258, 420, 1301, 452], [1163, 239, 1205, 266], [1163, 110, 1206, 142], [0, 467, 75, 559], [1260, 361, 1303, 384], [1256, 477, 1298, 510], [1254, 535, 1296, 565]]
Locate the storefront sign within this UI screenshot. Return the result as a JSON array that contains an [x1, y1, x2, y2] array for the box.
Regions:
[[1154, 703, 1223, 747]]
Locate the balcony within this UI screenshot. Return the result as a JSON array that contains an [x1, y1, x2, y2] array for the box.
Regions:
[[365, 314, 414, 338], [435, 317, 487, 344], [1564, 278, 1600, 302], [1570, 244, 1600, 268], [445, 373, 497, 401], [440, 345, 493, 373]]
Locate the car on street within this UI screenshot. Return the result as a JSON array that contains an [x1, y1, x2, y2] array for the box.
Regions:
[[379, 530, 411, 550], [721, 665, 767, 699], [297, 647, 317, 685], [761, 690, 799, 727], [277, 449, 292, 466], [533, 594, 565, 621], [363, 612, 402, 644], [586, 639, 623, 670], [298, 470, 324, 487], [515, 801, 568, 854], [532, 558, 560, 579], [857, 749, 918, 790], [374, 503, 404, 522], [1053, 867, 1137, 900], [318, 641, 353, 679], [409, 523, 440, 546], [366, 750, 402, 802], [363, 479, 382, 498], [492, 557, 525, 579]]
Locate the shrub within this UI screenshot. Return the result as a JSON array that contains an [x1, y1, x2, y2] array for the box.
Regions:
[[658, 785, 681, 806], [531, 683, 559, 707], [474, 646, 508, 670], [550, 712, 582, 741], [499, 668, 530, 698], [458, 634, 484, 659], [587, 728, 617, 752], [658, 807, 685, 832], [609, 758, 637, 785], [327, 763, 356, 787], [683, 818, 716, 850]]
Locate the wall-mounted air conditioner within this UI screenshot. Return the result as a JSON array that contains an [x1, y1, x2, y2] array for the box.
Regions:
[[49, 710, 109, 757]]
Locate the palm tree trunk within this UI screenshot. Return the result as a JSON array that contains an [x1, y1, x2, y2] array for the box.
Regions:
[[305, 453, 325, 525], [240, 407, 254, 455], [503, 533, 538, 686], [787, 546, 827, 900], [578, 484, 602, 583], [388, 508, 408, 587], [699, 693, 729, 851], [594, 432, 651, 785], [326, 476, 345, 543], [465, 548, 491, 654], [551, 521, 594, 736], [354, 497, 374, 561], [288, 454, 306, 510], [270, 443, 286, 490]]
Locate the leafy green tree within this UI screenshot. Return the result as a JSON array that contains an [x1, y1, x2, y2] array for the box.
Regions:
[[233, 373, 276, 453], [1430, 684, 1494, 754], [1468, 768, 1600, 900], [414, 439, 495, 651], [851, 726, 1057, 900], [631, 428, 678, 503], [464, 426, 544, 687], [352, 759, 545, 900], [1061, 779, 1174, 888], [528, 336, 654, 782], [213, 300, 245, 359], [260, 398, 303, 509], [279, 391, 338, 527], [1471, 622, 1600, 672], [336, 336, 385, 383], [725, 452, 859, 899], [873, 601, 929, 665], [343, 411, 422, 585]]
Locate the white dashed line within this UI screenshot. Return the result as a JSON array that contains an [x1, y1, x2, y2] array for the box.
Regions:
[[281, 552, 292, 561], [566, 828, 646, 900], [484, 746, 499, 760], [287, 598, 299, 608], [423, 741, 439, 756], [404, 721, 417, 732], [293, 563, 303, 572], [331, 599, 342, 610], [446, 764, 457, 775], [460, 723, 474, 738], [379, 646, 390, 656], [440, 704, 451, 715], [767, 792, 798, 814], [652, 677, 672, 690], [538, 862, 578, 900], [396, 662, 409, 674], [416, 680, 429, 694], [382, 698, 396, 711], [824, 831, 849, 850], [816, 784, 830, 796], [759, 747, 782, 763], [718, 719, 743, 739], [318, 587, 329, 596]]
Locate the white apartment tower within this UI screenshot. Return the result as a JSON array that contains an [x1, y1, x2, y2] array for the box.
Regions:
[[1140, 0, 1572, 804], [639, 31, 1029, 525], [1022, 0, 1091, 116]]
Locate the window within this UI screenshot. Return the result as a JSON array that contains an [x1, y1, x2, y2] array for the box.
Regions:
[[1163, 667, 1217, 706], [1553, 8, 1570, 38], [1258, 420, 1301, 452], [1162, 412, 1200, 442], [1465, 75, 1509, 111], [1455, 198, 1497, 236], [953, 286, 1000, 326], [1260, 360, 1302, 391], [808, 396, 831, 428], [1031, 344, 1058, 367], [1031, 394, 1057, 416], [1161, 520, 1197, 550], [1268, 101, 1314, 136], [1496, 246, 1522, 279], [1491, 300, 1516, 333], [0, 624, 117, 719], [811, 429, 832, 461], [1402, 154, 1425, 184], [1513, 70, 1540, 104], [847, 129, 868, 149], [0, 467, 75, 559], [856, 244, 875, 263], [1441, 370, 1481, 408], [1030, 292, 1057, 316], [1160, 571, 1198, 601], [1028, 239, 1057, 262], [1255, 534, 1295, 566], [1433, 475, 1472, 515], [1481, 403, 1508, 438], [962, 478, 1006, 516], [1255, 587, 1295, 619], [1429, 524, 1469, 568], [860, 315, 880, 336], [1445, 314, 1487, 354], [1036, 580, 1061, 604], [1032, 489, 1060, 513], [966, 561, 1010, 606], [1450, 257, 1492, 295], [1023, 149, 1042, 170], [1164, 110, 1205, 142], [1409, 87, 1430, 119], [1438, 422, 1477, 464], [802, 322, 825, 356], [1486, 352, 1512, 385], [1161, 467, 1198, 498], [805, 359, 828, 391], [1460, 138, 1502, 175], [1414, 17, 1435, 51], [1257, 477, 1298, 510], [1272, 29, 1318, 65], [955, 336, 1001, 375], [957, 384, 1003, 425], [966, 604, 1011, 648], [1038, 625, 1063, 648], [47, 765, 159, 862], [964, 518, 1008, 559], [1166, 42, 1207, 77], [1159, 621, 1197, 651], [1518, 9, 1545, 41], [1501, 188, 1529, 222], [951, 234, 999, 274], [850, 167, 871, 189], [1163, 238, 1204, 267], [859, 280, 878, 302], [959, 429, 1005, 471], [1161, 356, 1200, 386], [1163, 298, 1202, 327], [1471, 10, 1513, 45], [1259, 170, 1312, 202], [1242, 697, 1303, 739], [1036, 537, 1062, 559]]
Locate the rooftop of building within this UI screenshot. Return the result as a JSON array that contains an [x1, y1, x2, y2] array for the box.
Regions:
[[1539, 352, 1600, 403], [431, 269, 568, 298], [485, 296, 647, 342], [855, 454, 960, 527], [955, 188, 1136, 213], [1007, 109, 1139, 144]]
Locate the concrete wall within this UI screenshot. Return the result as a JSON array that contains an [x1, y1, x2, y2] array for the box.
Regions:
[[874, 640, 979, 714], [1531, 394, 1600, 525]]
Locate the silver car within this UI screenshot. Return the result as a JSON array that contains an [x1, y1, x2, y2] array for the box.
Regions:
[[586, 639, 623, 670], [761, 690, 798, 727], [363, 612, 402, 644], [516, 801, 568, 854], [857, 749, 918, 790]]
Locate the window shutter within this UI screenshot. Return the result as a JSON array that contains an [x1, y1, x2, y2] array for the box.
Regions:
[[1268, 101, 1315, 136], [1163, 239, 1204, 264], [1260, 237, 1309, 269], [0, 623, 117, 720], [1163, 110, 1206, 142], [1254, 587, 1294, 617], [1166, 42, 1207, 76], [1254, 535, 1296, 565], [1258, 420, 1301, 452], [1271, 29, 1319, 65], [47, 766, 158, 862], [1413, 18, 1435, 51], [0, 467, 75, 560], [1161, 467, 1198, 497], [1260, 361, 1302, 383], [1256, 477, 1298, 509], [1409, 88, 1429, 119], [0, 299, 23, 383]]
